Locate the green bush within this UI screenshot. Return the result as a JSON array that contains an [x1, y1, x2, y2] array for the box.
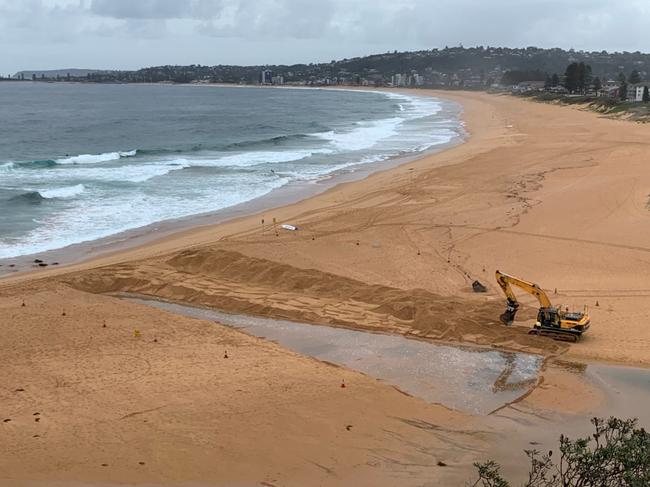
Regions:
[[472, 417, 650, 486]]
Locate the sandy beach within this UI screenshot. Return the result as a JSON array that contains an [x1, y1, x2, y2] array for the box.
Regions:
[[2, 89, 650, 485]]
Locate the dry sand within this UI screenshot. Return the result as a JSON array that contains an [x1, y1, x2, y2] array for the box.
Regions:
[[2, 90, 650, 485], [1, 283, 484, 486]]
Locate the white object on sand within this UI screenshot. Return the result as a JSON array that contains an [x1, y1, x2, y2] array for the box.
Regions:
[[281, 224, 298, 231]]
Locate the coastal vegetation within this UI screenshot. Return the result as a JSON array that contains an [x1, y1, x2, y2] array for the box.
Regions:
[[509, 62, 650, 122], [473, 417, 650, 487], [516, 91, 650, 123]]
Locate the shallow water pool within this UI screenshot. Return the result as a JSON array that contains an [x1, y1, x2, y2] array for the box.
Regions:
[[127, 297, 544, 415]]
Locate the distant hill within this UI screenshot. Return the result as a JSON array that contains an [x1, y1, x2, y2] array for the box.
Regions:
[[12, 69, 115, 79], [122, 47, 650, 87], [9, 46, 650, 87]]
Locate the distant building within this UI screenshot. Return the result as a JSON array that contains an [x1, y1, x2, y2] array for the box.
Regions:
[[548, 85, 568, 94], [260, 69, 273, 84], [628, 84, 647, 102], [512, 80, 545, 92], [462, 76, 484, 88], [391, 73, 407, 87], [604, 85, 620, 99]]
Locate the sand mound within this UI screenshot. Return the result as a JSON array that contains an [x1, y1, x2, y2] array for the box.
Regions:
[[65, 248, 563, 356]]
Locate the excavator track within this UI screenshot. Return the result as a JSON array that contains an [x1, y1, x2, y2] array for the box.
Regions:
[[528, 327, 581, 343]]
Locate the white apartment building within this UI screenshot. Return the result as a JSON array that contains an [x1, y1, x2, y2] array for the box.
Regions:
[[628, 84, 647, 102]]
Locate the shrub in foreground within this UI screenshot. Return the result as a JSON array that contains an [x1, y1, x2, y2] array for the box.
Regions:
[[472, 417, 650, 486]]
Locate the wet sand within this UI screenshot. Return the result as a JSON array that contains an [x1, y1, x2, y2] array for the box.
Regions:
[[125, 296, 544, 415], [2, 89, 650, 485]]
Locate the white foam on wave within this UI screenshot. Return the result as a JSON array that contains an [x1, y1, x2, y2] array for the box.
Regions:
[[56, 150, 136, 165], [0, 173, 291, 259], [391, 93, 443, 121], [312, 92, 447, 153], [42, 161, 188, 183], [39, 184, 85, 199], [314, 117, 404, 152], [5, 160, 189, 186], [191, 150, 328, 168], [412, 131, 457, 151], [101, 162, 187, 183], [0, 162, 14, 171]]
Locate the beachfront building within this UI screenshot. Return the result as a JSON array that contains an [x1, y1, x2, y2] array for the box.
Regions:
[[512, 80, 545, 93], [260, 69, 273, 85], [391, 73, 405, 87], [391, 73, 423, 87], [627, 84, 647, 102], [548, 85, 569, 94]]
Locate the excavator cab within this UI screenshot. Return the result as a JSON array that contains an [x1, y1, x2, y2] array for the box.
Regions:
[[537, 307, 561, 328], [532, 306, 589, 341]]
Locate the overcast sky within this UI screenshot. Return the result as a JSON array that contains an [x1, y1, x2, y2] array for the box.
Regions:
[[1, 0, 649, 74]]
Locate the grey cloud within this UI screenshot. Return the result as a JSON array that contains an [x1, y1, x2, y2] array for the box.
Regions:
[[89, 0, 224, 19], [1, 0, 649, 74], [0, 0, 89, 43], [92, 18, 171, 40], [197, 0, 336, 39]]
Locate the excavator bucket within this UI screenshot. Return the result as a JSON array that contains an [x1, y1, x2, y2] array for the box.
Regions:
[[500, 301, 519, 326]]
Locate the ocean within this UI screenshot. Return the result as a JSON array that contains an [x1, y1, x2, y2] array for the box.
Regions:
[[0, 83, 462, 260]]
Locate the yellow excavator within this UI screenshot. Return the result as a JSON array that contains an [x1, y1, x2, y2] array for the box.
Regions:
[[495, 270, 590, 342]]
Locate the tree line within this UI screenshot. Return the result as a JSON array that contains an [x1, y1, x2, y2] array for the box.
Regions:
[[544, 62, 650, 103]]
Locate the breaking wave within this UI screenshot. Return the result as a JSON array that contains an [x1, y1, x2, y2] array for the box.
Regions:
[[56, 150, 136, 165], [314, 117, 404, 152], [39, 184, 86, 199], [8, 192, 45, 204], [8, 184, 85, 204]]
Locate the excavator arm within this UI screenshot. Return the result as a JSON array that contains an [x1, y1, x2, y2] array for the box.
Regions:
[[495, 270, 553, 325]]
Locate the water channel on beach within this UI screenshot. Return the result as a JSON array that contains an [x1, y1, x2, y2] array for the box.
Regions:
[[123, 295, 650, 487], [126, 297, 544, 415]]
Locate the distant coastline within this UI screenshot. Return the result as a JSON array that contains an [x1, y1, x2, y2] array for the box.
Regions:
[[5, 45, 649, 89]]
